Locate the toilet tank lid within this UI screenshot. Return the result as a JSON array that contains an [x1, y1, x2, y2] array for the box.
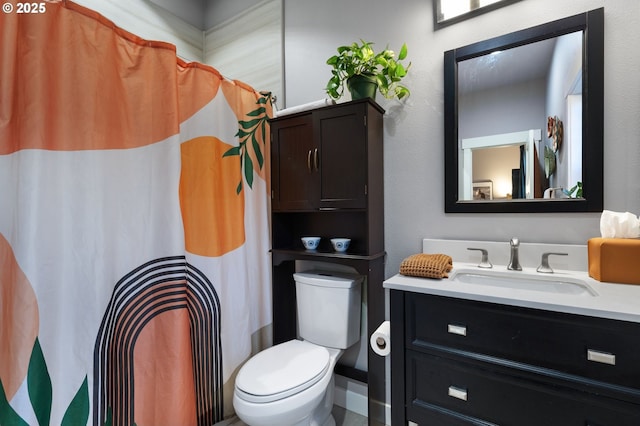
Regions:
[[293, 270, 362, 288], [235, 340, 329, 402]]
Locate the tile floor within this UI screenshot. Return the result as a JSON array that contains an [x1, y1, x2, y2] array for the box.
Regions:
[[215, 405, 367, 426], [331, 405, 368, 426]]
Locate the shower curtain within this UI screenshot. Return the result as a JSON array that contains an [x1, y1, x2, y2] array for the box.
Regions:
[[0, 1, 272, 425]]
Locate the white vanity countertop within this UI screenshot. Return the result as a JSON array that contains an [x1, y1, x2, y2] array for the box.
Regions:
[[384, 262, 640, 323]]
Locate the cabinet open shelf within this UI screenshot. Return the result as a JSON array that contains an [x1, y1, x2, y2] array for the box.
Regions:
[[271, 248, 385, 262]]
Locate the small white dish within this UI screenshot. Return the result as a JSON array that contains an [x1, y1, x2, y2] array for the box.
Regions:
[[330, 238, 350, 253], [301, 237, 321, 250]]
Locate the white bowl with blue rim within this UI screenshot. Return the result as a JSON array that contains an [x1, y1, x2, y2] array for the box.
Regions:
[[301, 237, 321, 250], [330, 238, 350, 253]]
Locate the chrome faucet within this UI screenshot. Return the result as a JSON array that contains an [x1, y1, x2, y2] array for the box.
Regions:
[[507, 238, 522, 271], [537, 252, 568, 273], [467, 247, 493, 269]]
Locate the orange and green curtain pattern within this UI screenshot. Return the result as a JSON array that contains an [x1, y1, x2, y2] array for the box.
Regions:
[[0, 1, 272, 424]]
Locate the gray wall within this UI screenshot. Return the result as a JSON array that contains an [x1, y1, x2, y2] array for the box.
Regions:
[[459, 79, 546, 140], [204, 0, 266, 28], [148, 0, 267, 30], [283, 0, 640, 278]]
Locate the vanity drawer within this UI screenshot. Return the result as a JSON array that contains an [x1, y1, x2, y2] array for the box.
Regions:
[[406, 349, 640, 426], [406, 293, 640, 391]]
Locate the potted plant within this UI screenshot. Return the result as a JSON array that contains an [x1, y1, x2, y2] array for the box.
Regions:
[[325, 40, 411, 101]]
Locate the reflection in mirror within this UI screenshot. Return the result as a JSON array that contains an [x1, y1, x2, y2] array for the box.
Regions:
[[460, 130, 541, 200], [458, 31, 582, 202], [444, 8, 604, 213]]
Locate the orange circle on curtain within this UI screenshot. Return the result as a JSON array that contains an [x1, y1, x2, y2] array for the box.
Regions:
[[179, 136, 245, 257], [0, 234, 39, 401]]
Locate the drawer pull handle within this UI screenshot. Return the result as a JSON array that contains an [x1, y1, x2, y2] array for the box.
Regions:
[[448, 324, 467, 336], [587, 349, 616, 365], [448, 386, 467, 401]]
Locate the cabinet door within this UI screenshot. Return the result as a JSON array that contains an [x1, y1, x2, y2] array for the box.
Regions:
[[271, 114, 318, 211], [314, 104, 368, 209]]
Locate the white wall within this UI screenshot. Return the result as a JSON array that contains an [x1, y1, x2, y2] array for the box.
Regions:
[[74, 0, 203, 61], [149, 0, 205, 30], [284, 0, 640, 278], [204, 0, 283, 101]]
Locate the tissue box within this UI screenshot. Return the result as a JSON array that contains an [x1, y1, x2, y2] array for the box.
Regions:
[[588, 238, 640, 284]]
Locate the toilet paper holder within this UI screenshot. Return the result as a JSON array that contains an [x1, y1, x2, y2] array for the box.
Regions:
[[370, 320, 391, 357]]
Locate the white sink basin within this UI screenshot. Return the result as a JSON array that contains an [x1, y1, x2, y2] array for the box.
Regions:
[[449, 268, 597, 296]]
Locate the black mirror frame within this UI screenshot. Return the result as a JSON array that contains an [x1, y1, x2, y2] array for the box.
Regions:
[[444, 8, 604, 213]]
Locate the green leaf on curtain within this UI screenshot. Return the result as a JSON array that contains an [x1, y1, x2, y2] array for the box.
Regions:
[[61, 376, 89, 426], [244, 155, 254, 189], [239, 118, 261, 130], [223, 146, 241, 157], [261, 120, 267, 145], [246, 107, 266, 116], [0, 379, 30, 426], [226, 92, 272, 193], [103, 408, 113, 426], [235, 129, 251, 139], [27, 338, 52, 426], [252, 134, 264, 168]]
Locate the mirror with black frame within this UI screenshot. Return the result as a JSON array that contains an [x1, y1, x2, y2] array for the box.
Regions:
[[444, 8, 604, 213]]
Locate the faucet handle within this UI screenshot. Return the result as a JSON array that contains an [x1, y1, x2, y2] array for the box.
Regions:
[[537, 252, 568, 274], [467, 248, 493, 269]]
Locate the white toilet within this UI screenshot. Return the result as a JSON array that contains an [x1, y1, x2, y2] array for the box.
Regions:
[[233, 270, 363, 426]]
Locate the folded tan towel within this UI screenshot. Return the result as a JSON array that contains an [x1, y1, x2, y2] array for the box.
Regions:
[[399, 253, 453, 279]]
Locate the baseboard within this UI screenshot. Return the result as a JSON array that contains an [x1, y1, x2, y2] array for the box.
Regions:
[[334, 375, 368, 418], [334, 375, 391, 424]]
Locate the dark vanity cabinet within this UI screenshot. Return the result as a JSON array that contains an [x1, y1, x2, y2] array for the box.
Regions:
[[270, 99, 387, 424], [390, 291, 640, 425]]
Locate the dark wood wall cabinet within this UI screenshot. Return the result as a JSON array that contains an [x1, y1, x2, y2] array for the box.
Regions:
[[270, 99, 387, 425], [390, 291, 640, 425]]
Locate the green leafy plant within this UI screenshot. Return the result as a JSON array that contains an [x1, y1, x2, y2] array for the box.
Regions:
[[325, 40, 411, 100], [563, 181, 583, 198]]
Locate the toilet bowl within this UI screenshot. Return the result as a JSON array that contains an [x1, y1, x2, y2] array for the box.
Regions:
[[233, 270, 362, 426], [233, 340, 342, 426]]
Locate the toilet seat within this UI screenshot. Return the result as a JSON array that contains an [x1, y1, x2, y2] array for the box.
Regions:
[[235, 340, 330, 404]]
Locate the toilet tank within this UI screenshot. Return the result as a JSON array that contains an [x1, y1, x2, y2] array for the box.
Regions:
[[293, 271, 362, 349]]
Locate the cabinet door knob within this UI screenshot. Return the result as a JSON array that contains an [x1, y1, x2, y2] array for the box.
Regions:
[[307, 150, 312, 173], [587, 349, 616, 365], [448, 324, 467, 336], [448, 386, 468, 401]]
